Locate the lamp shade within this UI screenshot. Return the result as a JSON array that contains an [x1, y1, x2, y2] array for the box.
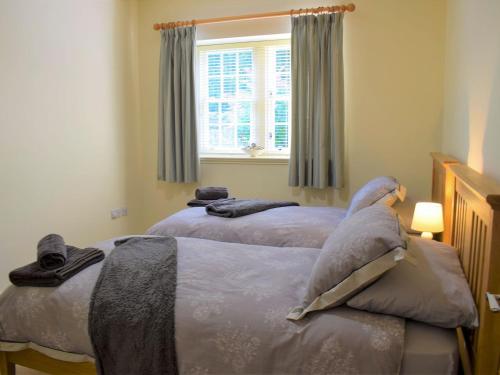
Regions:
[[411, 202, 444, 233]]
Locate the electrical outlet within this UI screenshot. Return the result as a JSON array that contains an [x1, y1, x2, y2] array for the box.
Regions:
[[111, 207, 128, 220], [111, 208, 121, 219]]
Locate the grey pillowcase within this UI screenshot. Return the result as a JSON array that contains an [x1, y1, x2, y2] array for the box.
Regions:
[[303, 204, 406, 306], [287, 247, 406, 320], [347, 237, 478, 328], [346, 176, 401, 217]]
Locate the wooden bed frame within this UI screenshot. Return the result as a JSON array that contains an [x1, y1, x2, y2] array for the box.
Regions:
[[431, 152, 500, 375], [1, 152, 499, 375]]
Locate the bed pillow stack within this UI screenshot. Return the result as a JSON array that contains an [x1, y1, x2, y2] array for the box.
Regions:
[[346, 176, 406, 217], [347, 236, 478, 328], [287, 203, 478, 329], [288, 204, 406, 320]]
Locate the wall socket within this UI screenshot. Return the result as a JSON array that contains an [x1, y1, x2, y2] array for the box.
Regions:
[[111, 207, 128, 220]]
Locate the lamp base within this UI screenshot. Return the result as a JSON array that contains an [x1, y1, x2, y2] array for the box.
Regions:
[[421, 231, 433, 240]]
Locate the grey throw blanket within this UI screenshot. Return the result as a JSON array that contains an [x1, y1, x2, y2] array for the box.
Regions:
[[9, 246, 104, 287], [37, 233, 67, 270], [206, 199, 300, 218], [89, 236, 178, 375]]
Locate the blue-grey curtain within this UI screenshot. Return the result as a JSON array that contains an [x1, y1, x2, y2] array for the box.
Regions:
[[288, 13, 344, 189], [158, 26, 199, 183]]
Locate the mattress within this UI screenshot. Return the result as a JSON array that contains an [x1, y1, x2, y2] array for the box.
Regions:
[[403, 321, 458, 374], [0, 236, 458, 374], [0, 320, 459, 374], [146, 206, 346, 248]]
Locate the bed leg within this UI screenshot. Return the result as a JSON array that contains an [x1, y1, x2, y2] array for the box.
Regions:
[[0, 352, 15, 375]]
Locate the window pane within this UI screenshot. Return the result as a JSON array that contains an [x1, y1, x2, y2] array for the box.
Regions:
[[223, 77, 236, 97], [208, 77, 221, 98], [209, 125, 219, 146], [239, 51, 253, 74], [239, 75, 253, 97], [221, 125, 234, 146], [208, 102, 219, 112], [208, 54, 221, 76], [237, 125, 250, 146], [223, 53, 237, 74], [221, 102, 234, 123], [209, 112, 218, 124], [237, 102, 251, 124], [274, 100, 289, 123], [208, 102, 219, 124], [276, 74, 290, 96], [271, 48, 291, 151], [200, 42, 291, 155], [275, 124, 288, 148], [275, 49, 290, 73]]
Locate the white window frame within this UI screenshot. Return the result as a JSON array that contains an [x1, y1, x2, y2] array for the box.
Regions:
[[197, 36, 291, 159]]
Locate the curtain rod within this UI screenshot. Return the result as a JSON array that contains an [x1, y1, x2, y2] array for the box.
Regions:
[[153, 3, 355, 30]]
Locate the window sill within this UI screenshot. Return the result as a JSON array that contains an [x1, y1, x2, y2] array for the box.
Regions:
[[200, 154, 289, 165]]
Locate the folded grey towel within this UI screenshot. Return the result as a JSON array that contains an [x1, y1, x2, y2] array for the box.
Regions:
[[187, 197, 235, 207], [206, 199, 299, 218], [9, 246, 104, 287], [37, 233, 67, 270], [195, 186, 229, 200]]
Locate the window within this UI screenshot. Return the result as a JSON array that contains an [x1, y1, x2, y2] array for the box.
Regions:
[[198, 37, 291, 157]]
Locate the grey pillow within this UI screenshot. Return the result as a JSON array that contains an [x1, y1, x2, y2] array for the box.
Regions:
[[346, 176, 404, 217], [347, 237, 478, 328], [287, 246, 406, 320], [289, 205, 406, 321]]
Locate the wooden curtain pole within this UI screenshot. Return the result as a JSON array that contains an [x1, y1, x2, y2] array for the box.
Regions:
[[153, 3, 355, 30]]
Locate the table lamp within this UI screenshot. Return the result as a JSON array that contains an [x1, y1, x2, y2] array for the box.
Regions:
[[411, 202, 444, 239]]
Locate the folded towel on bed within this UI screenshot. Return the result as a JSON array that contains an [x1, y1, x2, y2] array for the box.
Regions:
[[195, 186, 229, 200], [206, 199, 299, 218], [37, 233, 67, 270], [187, 197, 235, 207], [9, 246, 104, 287]]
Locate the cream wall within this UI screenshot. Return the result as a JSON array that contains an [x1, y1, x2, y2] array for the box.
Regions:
[[136, 0, 446, 230], [442, 0, 500, 181], [0, 0, 141, 290], [0, 1, 449, 290]]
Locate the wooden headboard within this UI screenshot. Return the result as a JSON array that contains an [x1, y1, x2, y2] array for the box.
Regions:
[[431, 152, 500, 375]]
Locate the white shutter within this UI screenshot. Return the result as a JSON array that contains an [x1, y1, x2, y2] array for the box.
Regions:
[[197, 36, 291, 156], [266, 45, 291, 153]]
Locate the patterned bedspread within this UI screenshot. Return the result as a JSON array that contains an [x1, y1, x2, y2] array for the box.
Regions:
[[0, 236, 405, 374], [147, 206, 346, 248]]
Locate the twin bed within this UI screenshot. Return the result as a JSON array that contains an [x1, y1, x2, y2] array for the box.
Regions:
[[146, 176, 405, 248], [146, 205, 347, 248], [1, 237, 455, 375], [0, 153, 499, 375]]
